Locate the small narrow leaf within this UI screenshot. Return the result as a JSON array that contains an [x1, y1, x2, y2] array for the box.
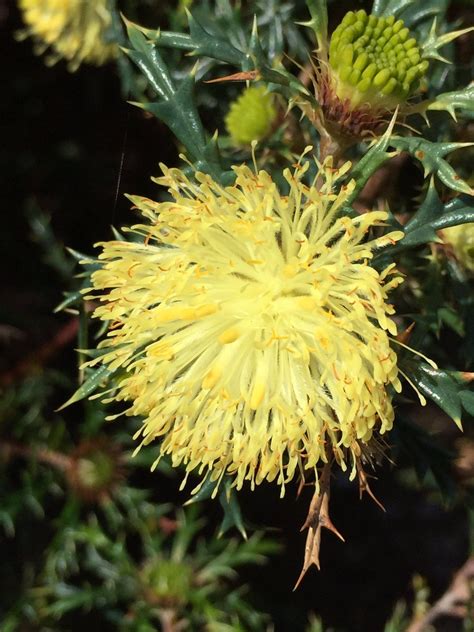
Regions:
[[218, 480, 247, 539], [57, 365, 112, 410]]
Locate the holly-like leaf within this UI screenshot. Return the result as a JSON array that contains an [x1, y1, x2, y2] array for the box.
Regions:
[[392, 180, 474, 251], [421, 19, 474, 62], [302, 0, 328, 57], [185, 478, 248, 539], [372, 0, 418, 19], [389, 137, 474, 195], [123, 19, 225, 180], [407, 362, 474, 430], [427, 83, 474, 121], [218, 480, 248, 540], [127, 9, 244, 65], [372, 0, 448, 32]]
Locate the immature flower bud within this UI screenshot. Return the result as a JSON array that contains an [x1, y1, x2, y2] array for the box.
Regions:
[[316, 10, 429, 138], [141, 559, 192, 608], [67, 439, 124, 503], [329, 10, 428, 109], [225, 86, 277, 145]]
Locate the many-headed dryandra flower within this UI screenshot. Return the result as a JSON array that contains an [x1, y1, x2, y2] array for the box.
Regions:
[[87, 158, 404, 495], [18, 0, 117, 70]]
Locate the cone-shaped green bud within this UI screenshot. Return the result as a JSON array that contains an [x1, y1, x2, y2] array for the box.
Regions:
[[328, 10, 429, 111], [408, 51, 420, 65], [381, 77, 398, 95], [405, 67, 418, 85], [399, 28, 409, 41], [354, 51, 369, 72], [339, 65, 352, 82], [341, 45, 354, 66], [225, 86, 277, 146], [342, 11, 357, 26], [393, 19, 404, 33], [357, 77, 371, 93], [362, 63, 378, 81], [374, 68, 391, 88], [419, 60, 430, 74], [349, 68, 361, 86]]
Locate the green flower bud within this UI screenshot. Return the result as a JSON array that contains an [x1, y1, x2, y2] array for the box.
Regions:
[[225, 86, 277, 146], [141, 558, 193, 607], [328, 9, 428, 110], [67, 439, 124, 503]]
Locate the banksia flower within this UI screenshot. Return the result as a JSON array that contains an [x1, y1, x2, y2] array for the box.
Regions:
[[86, 158, 404, 495], [225, 86, 277, 145], [18, 0, 117, 70], [314, 10, 428, 138]]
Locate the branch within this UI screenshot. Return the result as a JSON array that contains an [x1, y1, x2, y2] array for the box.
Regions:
[[406, 557, 474, 632], [0, 317, 79, 387], [0, 440, 72, 471]]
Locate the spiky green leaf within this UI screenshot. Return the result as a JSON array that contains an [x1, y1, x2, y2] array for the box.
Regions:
[[218, 480, 247, 540], [390, 181, 474, 251], [427, 83, 474, 120], [373, 0, 449, 32], [123, 19, 225, 180], [303, 0, 328, 56], [421, 19, 474, 62], [389, 137, 474, 195], [407, 362, 474, 430]]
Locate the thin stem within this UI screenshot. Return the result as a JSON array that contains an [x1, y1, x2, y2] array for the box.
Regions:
[[406, 557, 474, 632], [0, 441, 72, 472], [0, 317, 79, 387]]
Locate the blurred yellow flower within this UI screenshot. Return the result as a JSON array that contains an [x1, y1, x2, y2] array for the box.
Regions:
[[87, 157, 404, 495], [442, 223, 474, 272], [18, 0, 117, 70]]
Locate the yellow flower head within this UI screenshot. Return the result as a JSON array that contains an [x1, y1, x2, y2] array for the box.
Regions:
[[18, 0, 117, 70], [88, 158, 404, 495], [442, 223, 474, 272]]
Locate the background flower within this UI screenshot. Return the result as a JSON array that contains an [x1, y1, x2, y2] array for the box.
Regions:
[[18, 0, 117, 70]]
